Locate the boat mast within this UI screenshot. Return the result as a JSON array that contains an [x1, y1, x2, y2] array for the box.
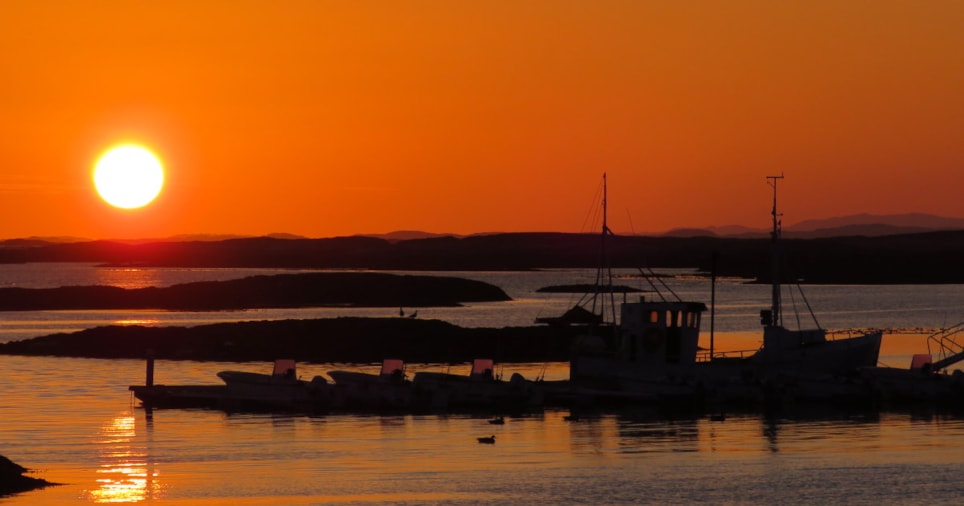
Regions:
[[766, 174, 784, 328], [595, 173, 617, 327]]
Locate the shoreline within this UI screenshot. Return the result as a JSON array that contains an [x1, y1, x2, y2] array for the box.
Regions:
[[0, 455, 54, 497]]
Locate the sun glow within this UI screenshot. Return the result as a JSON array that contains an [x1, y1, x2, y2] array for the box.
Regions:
[[93, 145, 165, 209]]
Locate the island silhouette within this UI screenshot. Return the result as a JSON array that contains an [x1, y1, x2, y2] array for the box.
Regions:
[[0, 272, 509, 311], [1, 231, 962, 283]]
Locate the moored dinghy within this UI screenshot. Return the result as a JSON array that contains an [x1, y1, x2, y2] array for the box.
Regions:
[[215, 359, 333, 410], [327, 359, 414, 411], [413, 358, 542, 411]]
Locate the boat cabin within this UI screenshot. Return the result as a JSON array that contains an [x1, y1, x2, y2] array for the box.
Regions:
[[571, 296, 708, 383]]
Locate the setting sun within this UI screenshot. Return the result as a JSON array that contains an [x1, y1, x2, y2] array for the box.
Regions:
[[93, 145, 165, 209], [2, 2, 963, 240]]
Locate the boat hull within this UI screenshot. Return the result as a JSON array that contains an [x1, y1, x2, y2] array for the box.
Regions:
[[129, 384, 332, 413]]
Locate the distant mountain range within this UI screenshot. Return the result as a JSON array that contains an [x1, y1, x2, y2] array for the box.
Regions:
[[358, 230, 461, 242], [664, 213, 964, 239], [359, 213, 964, 240], [361, 213, 964, 240], [3, 213, 964, 248], [0, 232, 310, 247]]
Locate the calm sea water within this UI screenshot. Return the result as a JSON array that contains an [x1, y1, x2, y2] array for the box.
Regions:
[[3, 356, 964, 505], [2, 264, 964, 504]]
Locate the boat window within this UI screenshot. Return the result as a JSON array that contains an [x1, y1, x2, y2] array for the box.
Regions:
[[649, 310, 660, 324], [667, 310, 682, 328], [686, 312, 697, 328]]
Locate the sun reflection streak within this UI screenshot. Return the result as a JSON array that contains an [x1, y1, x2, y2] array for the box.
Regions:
[[113, 319, 162, 326], [94, 267, 165, 290], [85, 413, 163, 503]]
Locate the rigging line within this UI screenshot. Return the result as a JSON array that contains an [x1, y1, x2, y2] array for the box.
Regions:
[[796, 283, 821, 330], [639, 266, 681, 302], [619, 208, 679, 303], [651, 267, 682, 302], [786, 283, 802, 330], [635, 267, 668, 302], [605, 264, 617, 325], [580, 178, 606, 234]]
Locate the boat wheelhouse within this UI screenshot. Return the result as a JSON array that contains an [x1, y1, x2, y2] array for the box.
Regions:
[[571, 297, 708, 384]]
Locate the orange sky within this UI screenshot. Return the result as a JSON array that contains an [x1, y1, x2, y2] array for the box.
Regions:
[[2, 1, 963, 240]]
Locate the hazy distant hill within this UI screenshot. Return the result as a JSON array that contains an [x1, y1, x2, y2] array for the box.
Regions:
[[0, 231, 451, 248], [666, 213, 964, 239], [0, 233, 307, 248], [790, 213, 964, 232], [703, 225, 765, 237], [661, 228, 721, 238], [784, 224, 934, 239], [162, 233, 251, 242], [0, 236, 89, 248], [5, 212, 962, 248], [358, 230, 462, 242]]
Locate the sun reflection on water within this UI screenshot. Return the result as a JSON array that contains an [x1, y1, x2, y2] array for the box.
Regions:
[[85, 414, 162, 503], [94, 267, 165, 290], [112, 318, 162, 326]]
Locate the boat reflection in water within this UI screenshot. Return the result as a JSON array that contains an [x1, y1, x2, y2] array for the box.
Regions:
[[412, 358, 543, 412], [327, 359, 413, 411]]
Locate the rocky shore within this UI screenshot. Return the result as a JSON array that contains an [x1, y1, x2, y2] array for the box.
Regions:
[[0, 455, 53, 497]]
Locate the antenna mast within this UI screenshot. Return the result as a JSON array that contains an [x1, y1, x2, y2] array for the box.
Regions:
[[766, 174, 784, 327]]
